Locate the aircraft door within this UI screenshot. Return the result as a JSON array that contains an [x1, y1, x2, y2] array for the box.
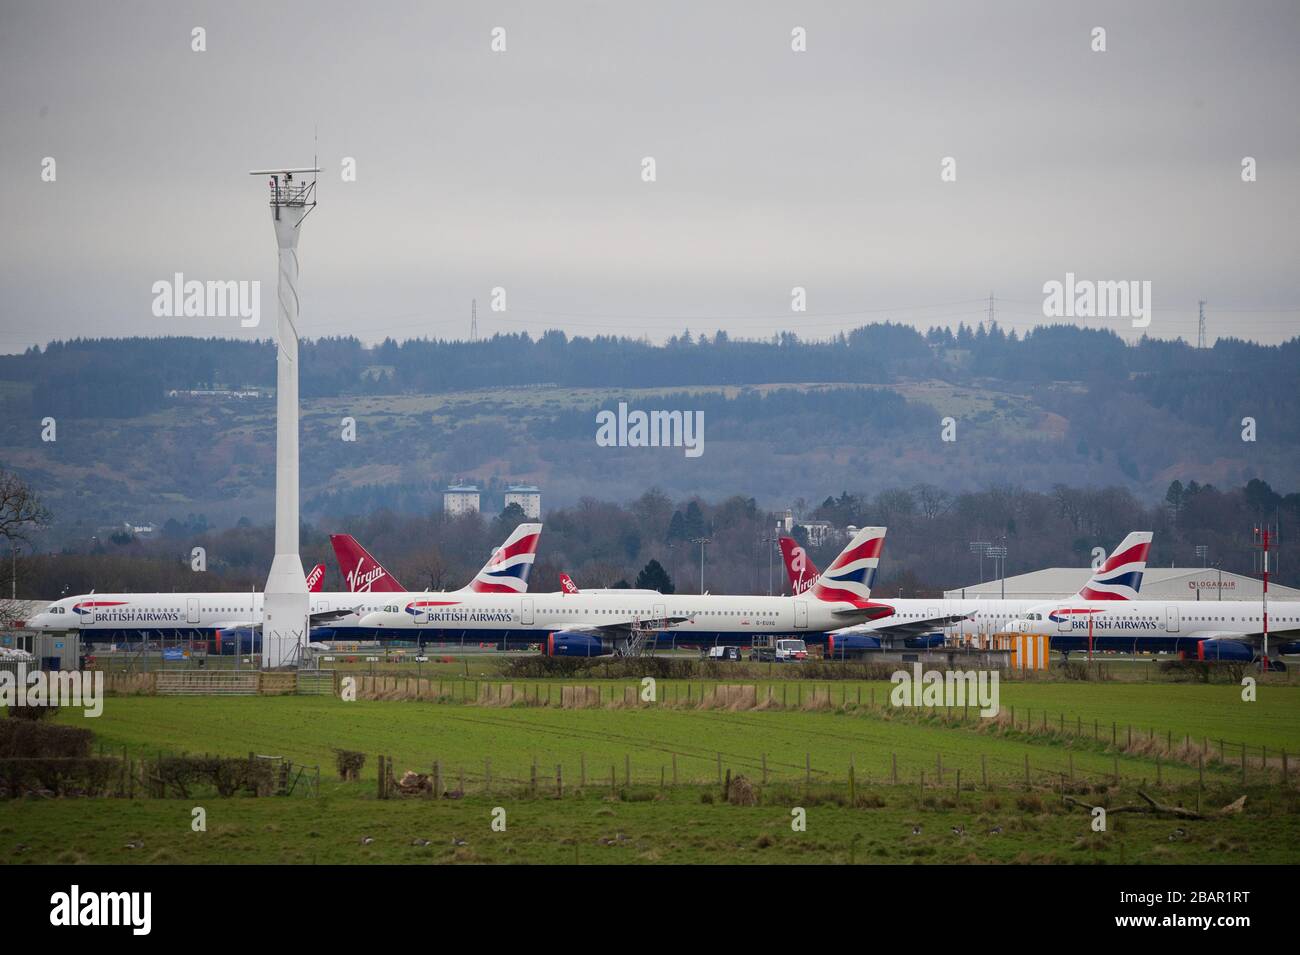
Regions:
[[1057, 611, 1072, 634], [187, 598, 200, 625], [1166, 606, 1180, 633], [521, 598, 534, 626], [653, 602, 665, 626], [794, 600, 808, 629]]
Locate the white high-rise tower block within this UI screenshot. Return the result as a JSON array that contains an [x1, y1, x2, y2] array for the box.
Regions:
[[249, 166, 319, 668]]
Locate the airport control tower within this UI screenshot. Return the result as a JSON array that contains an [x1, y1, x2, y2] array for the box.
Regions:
[[249, 166, 319, 668]]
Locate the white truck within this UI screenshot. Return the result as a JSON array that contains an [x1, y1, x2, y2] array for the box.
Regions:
[[749, 636, 809, 662]]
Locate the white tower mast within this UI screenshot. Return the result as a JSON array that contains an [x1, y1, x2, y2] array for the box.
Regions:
[[249, 165, 319, 668]]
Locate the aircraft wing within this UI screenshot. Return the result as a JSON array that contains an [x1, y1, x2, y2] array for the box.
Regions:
[[310, 606, 363, 624], [830, 603, 898, 623], [210, 605, 363, 631], [835, 612, 972, 638], [562, 614, 693, 637], [1183, 626, 1300, 645]]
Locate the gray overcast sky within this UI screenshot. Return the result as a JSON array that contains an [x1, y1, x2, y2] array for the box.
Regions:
[[2, 0, 1297, 352]]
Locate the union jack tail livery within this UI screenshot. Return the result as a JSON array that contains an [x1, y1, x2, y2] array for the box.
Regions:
[[811, 526, 886, 603], [778, 537, 821, 594], [330, 534, 407, 593], [559, 572, 580, 594], [306, 563, 326, 593], [469, 522, 542, 594], [1074, 531, 1152, 600]]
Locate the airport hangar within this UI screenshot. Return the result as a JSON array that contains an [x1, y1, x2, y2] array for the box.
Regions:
[[945, 567, 1300, 602]]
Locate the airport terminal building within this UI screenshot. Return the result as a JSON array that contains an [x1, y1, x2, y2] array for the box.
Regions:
[[945, 567, 1300, 602]]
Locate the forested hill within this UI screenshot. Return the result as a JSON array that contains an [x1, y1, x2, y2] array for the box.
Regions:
[[4, 324, 1298, 414], [0, 323, 1296, 542]]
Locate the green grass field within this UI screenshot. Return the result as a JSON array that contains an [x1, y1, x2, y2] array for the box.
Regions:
[[3, 681, 1297, 865], [4, 783, 1294, 865]]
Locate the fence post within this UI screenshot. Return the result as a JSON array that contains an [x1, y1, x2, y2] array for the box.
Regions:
[[556, 764, 563, 798], [1024, 753, 1030, 787], [761, 752, 767, 786], [981, 753, 987, 789], [955, 768, 961, 796], [1156, 755, 1162, 787], [610, 764, 616, 794]]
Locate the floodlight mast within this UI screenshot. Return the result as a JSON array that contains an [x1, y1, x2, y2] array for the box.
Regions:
[[249, 165, 319, 668]]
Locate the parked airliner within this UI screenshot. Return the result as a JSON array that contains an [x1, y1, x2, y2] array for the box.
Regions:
[[355, 526, 897, 655], [1007, 597, 1300, 668], [24, 524, 544, 649], [779, 532, 1154, 655]]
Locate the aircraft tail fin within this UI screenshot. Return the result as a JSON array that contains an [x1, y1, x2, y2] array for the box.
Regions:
[[1074, 531, 1152, 600], [469, 523, 543, 594], [329, 534, 406, 593], [778, 537, 821, 594], [811, 527, 886, 603], [306, 563, 326, 592]]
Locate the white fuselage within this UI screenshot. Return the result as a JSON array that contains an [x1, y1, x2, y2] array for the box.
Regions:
[[360, 591, 884, 636], [1012, 598, 1300, 644], [25, 589, 886, 640]]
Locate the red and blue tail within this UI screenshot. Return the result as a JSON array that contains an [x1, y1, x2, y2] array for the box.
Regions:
[[469, 523, 542, 594], [1074, 531, 1152, 600], [811, 527, 886, 603]]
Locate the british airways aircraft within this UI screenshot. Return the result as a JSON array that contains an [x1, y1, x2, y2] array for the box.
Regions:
[[779, 532, 1154, 656], [24, 524, 544, 649], [1007, 595, 1300, 668], [354, 526, 897, 656]]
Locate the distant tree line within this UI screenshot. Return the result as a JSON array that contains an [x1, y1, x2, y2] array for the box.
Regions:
[[15, 478, 1299, 601], [4, 325, 1296, 430]]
